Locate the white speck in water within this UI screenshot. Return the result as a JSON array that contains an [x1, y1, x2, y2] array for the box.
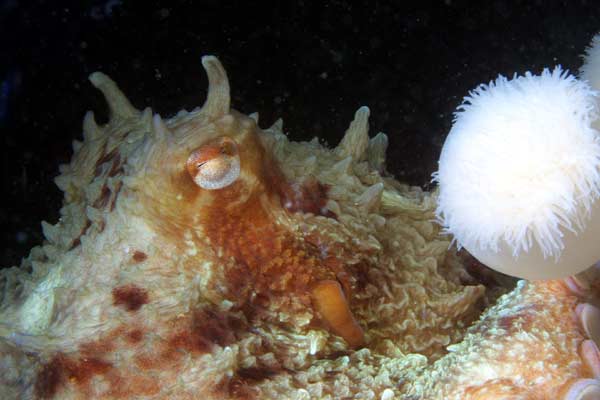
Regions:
[[158, 8, 170, 18], [15, 231, 28, 244]]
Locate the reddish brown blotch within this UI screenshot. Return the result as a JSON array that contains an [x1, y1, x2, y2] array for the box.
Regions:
[[112, 284, 149, 312], [131, 250, 147, 263]]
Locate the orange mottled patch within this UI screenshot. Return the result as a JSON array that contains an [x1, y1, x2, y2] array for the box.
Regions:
[[496, 304, 542, 332], [125, 328, 144, 344], [33, 325, 169, 399], [108, 375, 161, 398], [134, 353, 161, 371], [204, 188, 336, 297], [195, 129, 365, 347], [35, 353, 112, 399], [134, 307, 247, 372], [198, 130, 346, 303], [463, 378, 529, 399], [79, 333, 116, 356]]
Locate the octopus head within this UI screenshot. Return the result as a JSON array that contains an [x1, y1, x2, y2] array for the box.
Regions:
[[129, 57, 366, 349]]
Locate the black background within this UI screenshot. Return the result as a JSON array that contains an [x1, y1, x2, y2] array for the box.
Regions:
[[2, 0, 599, 267]]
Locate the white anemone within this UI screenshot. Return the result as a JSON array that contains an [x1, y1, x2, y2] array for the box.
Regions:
[[434, 66, 600, 280]]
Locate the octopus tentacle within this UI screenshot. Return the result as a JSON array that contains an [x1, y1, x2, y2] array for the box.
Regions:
[[581, 340, 600, 378], [563, 379, 600, 400], [576, 303, 600, 345]]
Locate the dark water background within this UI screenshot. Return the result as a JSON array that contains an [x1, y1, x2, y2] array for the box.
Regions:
[[1, 0, 599, 267]]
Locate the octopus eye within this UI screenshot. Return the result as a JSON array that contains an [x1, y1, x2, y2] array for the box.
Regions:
[[186, 136, 240, 190]]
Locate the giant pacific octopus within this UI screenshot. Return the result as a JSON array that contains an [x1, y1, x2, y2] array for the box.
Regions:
[[0, 56, 599, 399]]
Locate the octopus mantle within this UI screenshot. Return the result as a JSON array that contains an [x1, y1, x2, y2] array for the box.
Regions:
[[0, 57, 599, 399]]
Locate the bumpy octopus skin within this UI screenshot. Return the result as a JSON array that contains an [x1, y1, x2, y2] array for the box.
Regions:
[[0, 56, 599, 399]]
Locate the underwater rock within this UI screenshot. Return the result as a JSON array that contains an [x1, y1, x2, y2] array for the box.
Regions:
[[0, 56, 598, 399]]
